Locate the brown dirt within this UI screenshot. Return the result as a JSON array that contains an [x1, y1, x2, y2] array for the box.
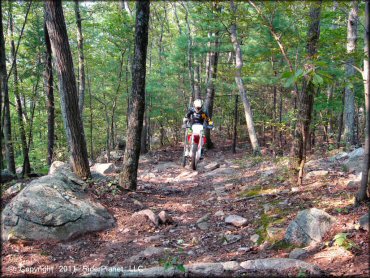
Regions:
[[1, 139, 369, 277]]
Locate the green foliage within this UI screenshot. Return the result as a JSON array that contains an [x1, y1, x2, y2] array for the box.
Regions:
[[333, 233, 360, 251]]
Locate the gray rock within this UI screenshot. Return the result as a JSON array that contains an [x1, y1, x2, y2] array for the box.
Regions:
[[261, 169, 275, 178], [16, 167, 23, 175], [90, 171, 109, 181], [197, 222, 209, 231], [187, 263, 224, 277], [90, 163, 116, 175], [204, 162, 220, 171], [289, 248, 308, 259], [214, 210, 225, 217], [346, 181, 359, 188], [359, 214, 369, 231], [285, 208, 335, 246], [221, 261, 241, 271], [223, 234, 242, 245], [305, 170, 329, 179], [225, 215, 248, 227], [240, 258, 322, 275], [3, 183, 25, 198], [348, 148, 364, 160], [263, 204, 273, 213], [1, 175, 114, 241], [158, 210, 173, 225], [132, 209, 159, 226], [250, 234, 260, 244], [128, 247, 166, 263], [197, 213, 211, 224], [48, 161, 70, 175]]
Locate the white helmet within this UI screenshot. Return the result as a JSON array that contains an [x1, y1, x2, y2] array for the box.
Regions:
[[193, 99, 203, 113]]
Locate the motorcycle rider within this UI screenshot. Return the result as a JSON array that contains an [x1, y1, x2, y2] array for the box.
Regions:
[[183, 99, 213, 158]]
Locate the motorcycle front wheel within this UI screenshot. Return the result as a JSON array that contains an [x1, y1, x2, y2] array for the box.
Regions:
[[191, 144, 198, 170]]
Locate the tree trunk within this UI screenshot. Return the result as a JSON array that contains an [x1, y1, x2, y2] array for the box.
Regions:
[[119, 0, 150, 191], [232, 95, 238, 154], [0, 1, 16, 174], [337, 90, 345, 148], [74, 0, 86, 114], [205, 26, 220, 149], [356, 0, 370, 204], [230, 0, 260, 155], [9, 5, 31, 176], [182, 2, 195, 101], [290, 1, 322, 185], [44, 20, 55, 166], [344, 0, 359, 147], [45, 0, 90, 179]]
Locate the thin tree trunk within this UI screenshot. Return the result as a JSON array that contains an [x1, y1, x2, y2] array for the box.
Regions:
[[119, 0, 150, 191], [337, 90, 345, 148], [45, 0, 90, 179], [9, 5, 31, 176], [232, 95, 238, 153], [182, 2, 195, 100], [356, 0, 370, 204], [0, 0, 16, 174], [230, 0, 260, 155], [279, 87, 283, 148], [205, 20, 220, 149], [291, 1, 322, 185], [86, 65, 94, 161], [344, 0, 359, 147], [74, 0, 85, 114], [44, 20, 55, 166]]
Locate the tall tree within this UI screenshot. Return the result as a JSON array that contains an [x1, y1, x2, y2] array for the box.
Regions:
[[0, 0, 16, 174], [119, 0, 150, 190], [356, 0, 370, 204], [74, 0, 85, 114], [45, 0, 90, 179], [204, 28, 219, 149], [44, 19, 54, 166], [343, 0, 359, 147], [291, 1, 322, 185], [230, 0, 260, 155], [8, 2, 31, 176]]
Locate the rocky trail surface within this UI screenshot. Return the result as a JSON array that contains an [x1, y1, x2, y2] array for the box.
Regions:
[[1, 141, 369, 277]]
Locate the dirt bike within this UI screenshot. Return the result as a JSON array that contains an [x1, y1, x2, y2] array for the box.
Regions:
[[182, 121, 214, 170]]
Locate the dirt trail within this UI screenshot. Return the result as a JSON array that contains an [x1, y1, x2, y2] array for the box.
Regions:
[[1, 141, 369, 277]]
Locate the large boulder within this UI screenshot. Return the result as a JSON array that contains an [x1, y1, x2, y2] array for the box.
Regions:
[[285, 208, 335, 246], [1, 173, 115, 241], [343, 148, 364, 172], [240, 258, 323, 276]]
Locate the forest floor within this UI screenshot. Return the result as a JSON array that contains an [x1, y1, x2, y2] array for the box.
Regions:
[[1, 138, 369, 277]]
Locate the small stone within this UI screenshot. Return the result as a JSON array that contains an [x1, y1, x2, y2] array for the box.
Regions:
[[158, 210, 173, 225], [263, 204, 272, 213], [197, 222, 209, 230], [214, 210, 225, 217], [306, 170, 329, 179], [223, 234, 242, 245], [238, 246, 251, 252], [132, 209, 159, 226], [291, 187, 300, 192], [225, 215, 248, 227], [346, 181, 359, 188], [359, 214, 369, 231], [289, 248, 307, 259], [132, 198, 144, 207], [197, 213, 211, 224], [250, 234, 260, 243], [224, 183, 234, 190]]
